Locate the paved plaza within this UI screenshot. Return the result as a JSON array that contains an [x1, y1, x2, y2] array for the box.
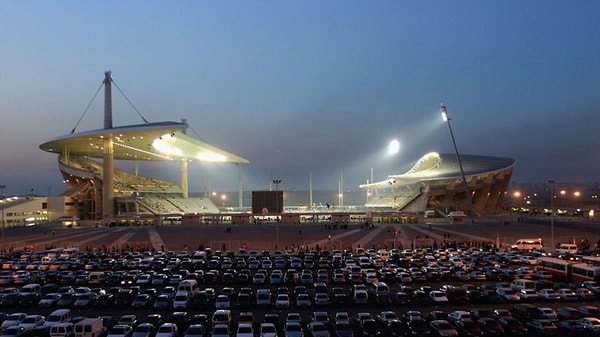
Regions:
[[3, 215, 600, 254]]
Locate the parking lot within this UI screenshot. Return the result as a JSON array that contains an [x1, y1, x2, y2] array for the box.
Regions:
[[1, 218, 600, 337]]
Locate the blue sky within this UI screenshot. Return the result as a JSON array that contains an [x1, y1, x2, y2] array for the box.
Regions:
[[0, 1, 599, 196]]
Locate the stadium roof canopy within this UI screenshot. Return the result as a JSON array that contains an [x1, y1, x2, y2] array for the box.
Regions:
[[39, 121, 249, 164], [360, 152, 514, 189]]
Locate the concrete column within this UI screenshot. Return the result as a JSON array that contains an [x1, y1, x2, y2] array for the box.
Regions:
[[102, 137, 114, 219], [181, 160, 189, 198]]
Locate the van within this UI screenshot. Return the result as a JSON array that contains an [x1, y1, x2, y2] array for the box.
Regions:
[[88, 272, 106, 285], [511, 279, 537, 292], [556, 243, 578, 255], [44, 309, 72, 327], [369, 282, 390, 296], [177, 279, 199, 295], [50, 323, 74, 337], [511, 238, 543, 251], [74, 318, 105, 337]]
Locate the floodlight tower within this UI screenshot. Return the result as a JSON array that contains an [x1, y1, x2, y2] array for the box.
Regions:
[[0, 184, 5, 250], [548, 180, 555, 249], [441, 103, 474, 218], [273, 179, 282, 249]]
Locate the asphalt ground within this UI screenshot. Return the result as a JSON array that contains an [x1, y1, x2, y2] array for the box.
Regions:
[[1, 215, 600, 336], [2, 215, 599, 254]]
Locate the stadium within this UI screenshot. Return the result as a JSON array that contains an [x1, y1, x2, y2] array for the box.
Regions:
[[1, 72, 516, 228], [360, 152, 515, 217]]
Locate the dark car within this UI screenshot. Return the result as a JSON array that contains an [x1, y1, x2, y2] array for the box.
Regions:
[[131, 294, 153, 309], [19, 293, 41, 307], [429, 320, 458, 337], [526, 319, 558, 336], [95, 293, 115, 308], [454, 319, 483, 337], [405, 319, 430, 336], [145, 314, 164, 328], [153, 295, 171, 311], [555, 320, 587, 336], [497, 317, 527, 336], [170, 312, 191, 332], [477, 318, 504, 336], [385, 320, 405, 337], [359, 319, 380, 337], [115, 289, 134, 307], [481, 290, 503, 304], [0, 293, 20, 308]]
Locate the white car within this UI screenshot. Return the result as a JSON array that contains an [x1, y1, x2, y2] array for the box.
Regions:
[[156, 323, 178, 337], [1, 313, 27, 330], [556, 288, 578, 301], [236, 323, 254, 337], [447, 311, 471, 322], [17, 315, 45, 331], [106, 325, 134, 337], [275, 294, 290, 309], [520, 256, 538, 265], [537, 288, 561, 300], [260, 323, 278, 337], [214, 295, 230, 309], [428, 291, 448, 304], [496, 288, 520, 302], [518, 289, 540, 301]]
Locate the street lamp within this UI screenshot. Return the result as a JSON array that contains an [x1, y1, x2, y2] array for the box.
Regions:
[[441, 103, 474, 219], [0, 184, 5, 251], [272, 179, 281, 250]]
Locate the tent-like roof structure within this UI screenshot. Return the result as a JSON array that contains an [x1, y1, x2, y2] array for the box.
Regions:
[[39, 121, 249, 164], [360, 152, 514, 189]]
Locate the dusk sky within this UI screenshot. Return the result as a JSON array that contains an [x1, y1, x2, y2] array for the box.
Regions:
[[1, 1, 599, 196]]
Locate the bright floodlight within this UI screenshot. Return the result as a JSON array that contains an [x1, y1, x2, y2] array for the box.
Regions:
[[441, 103, 449, 122], [388, 139, 400, 155]]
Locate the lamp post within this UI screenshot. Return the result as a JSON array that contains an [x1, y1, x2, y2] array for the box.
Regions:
[[441, 103, 474, 219], [549, 180, 555, 249], [0, 184, 5, 251], [272, 179, 281, 250]]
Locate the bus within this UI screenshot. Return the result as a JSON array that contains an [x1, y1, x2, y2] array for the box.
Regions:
[[537, 256, 600, 282]]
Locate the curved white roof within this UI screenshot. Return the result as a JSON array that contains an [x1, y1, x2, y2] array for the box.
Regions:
[[360, 152, 514, 189], [39, 121, 249, 164]]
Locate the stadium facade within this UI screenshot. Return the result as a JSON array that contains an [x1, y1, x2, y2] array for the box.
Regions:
[[360, 152, 515, 216]]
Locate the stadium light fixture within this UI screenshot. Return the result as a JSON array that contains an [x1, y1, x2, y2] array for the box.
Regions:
[[388, 139, 400, 156], [440, 103, 474, 218]]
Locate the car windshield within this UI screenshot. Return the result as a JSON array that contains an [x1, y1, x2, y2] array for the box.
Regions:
[[186, 327, 203, 334]]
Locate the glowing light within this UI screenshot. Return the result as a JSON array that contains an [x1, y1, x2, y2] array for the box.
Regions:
[[388, 139, 400, 155], [152, 138, 182, 156], [197, 152, 227, 162]]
